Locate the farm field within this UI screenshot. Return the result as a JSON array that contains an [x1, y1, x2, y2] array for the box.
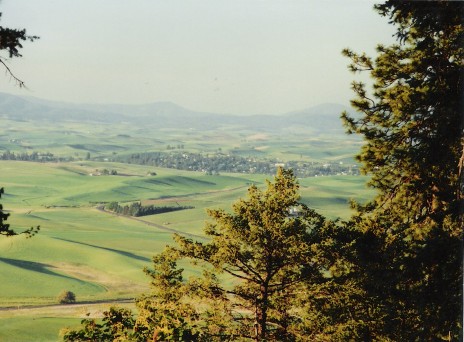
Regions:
[[0, 108, 362, 165], [0, 159, 373, 341], [0, 95, 374, 340]]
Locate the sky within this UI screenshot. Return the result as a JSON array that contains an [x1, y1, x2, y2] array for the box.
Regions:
[[0, 0, 396, 115]]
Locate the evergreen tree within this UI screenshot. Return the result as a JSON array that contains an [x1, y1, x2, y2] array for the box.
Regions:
[[0, 188, 15, 236], [175, 168, 330, 341], [0, 11, 38, 87], [341, 1, 463, 340], [134, 247, 205, 341], [0, 9, 39, 237], [0, 188, 38, 237]]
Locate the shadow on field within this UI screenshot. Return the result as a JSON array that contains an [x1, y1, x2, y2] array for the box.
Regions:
[[52, 238, 150, 262], [0, 257, 79, 281]]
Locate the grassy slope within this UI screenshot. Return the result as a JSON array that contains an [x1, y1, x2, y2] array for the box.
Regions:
[[0, 317, 80, 342], [0, 160, 372, 341], [0, 161, 266, 304], [299, 175, 374, 219]]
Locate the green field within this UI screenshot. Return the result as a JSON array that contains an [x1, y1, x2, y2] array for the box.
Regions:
[[0, 112, 373, 340], [0, 159, 372, 341], [0, 115, 361, 164]]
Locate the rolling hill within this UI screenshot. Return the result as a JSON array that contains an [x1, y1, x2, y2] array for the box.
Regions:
[[0, 92, 352, 134]]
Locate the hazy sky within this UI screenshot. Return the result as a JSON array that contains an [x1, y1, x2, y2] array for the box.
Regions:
[[0, 0, 395, 115]]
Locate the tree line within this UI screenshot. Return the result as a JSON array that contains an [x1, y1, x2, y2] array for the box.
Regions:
[[0, 150, 85, 163], [0, 150, 61, 162], [105, 201, 194, 217]]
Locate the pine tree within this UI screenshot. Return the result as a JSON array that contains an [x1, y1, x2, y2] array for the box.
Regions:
[[0, 11, 38, 87], [175, 168, 330, 341], [134, 247, 216, 341], [0, 10, 39, 238], [0, 188, 38, 237], [0, 188, 15, 236], [62, 169, 333, 341], [342, 1, 463, 339]]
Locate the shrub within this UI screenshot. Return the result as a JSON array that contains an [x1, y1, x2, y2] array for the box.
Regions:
[[58, 290, 76, 304]]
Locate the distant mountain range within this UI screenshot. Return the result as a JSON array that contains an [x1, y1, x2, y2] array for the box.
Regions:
[[0, 92, 353, 134]]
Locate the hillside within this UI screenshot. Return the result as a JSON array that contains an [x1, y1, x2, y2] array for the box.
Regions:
[[0, 92, 351, 134]]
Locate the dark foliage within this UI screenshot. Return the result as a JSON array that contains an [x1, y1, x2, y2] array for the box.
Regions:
[[0, 12, 38, 87], [0, 188, 39, 237], [105, 201, 194, 217], [340, 1, 463, 340], [58, 290, 76, 304], [62, 307, 135, 341]]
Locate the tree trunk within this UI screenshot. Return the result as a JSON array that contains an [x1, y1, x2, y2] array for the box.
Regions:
[[255, 285, 268, 341]]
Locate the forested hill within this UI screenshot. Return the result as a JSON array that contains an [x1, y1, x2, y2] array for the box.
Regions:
[[0, 92, 350, 134]]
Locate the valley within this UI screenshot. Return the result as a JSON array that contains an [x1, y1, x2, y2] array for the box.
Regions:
[[0, 93, 372, 340]]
